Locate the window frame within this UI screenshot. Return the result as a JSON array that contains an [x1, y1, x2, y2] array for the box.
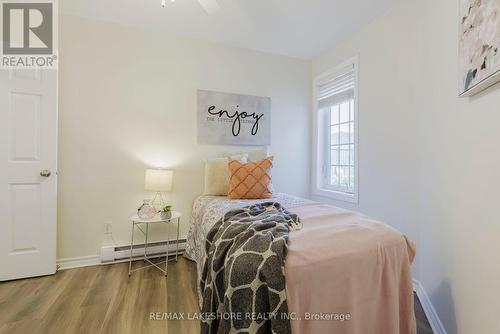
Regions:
[[312, 56, 359, 204]]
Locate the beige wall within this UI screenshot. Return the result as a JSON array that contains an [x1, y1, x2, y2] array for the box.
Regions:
[[314, 0, 500, 333], [58, 15, 311, 259]]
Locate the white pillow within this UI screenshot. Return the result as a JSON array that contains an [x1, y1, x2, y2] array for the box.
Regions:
[[247, 146, 270, 161], [204, 154, 248, 196], [246, 147, 275, 193], [247, 147, 270, 161]]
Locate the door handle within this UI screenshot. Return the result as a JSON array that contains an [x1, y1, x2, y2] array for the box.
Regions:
[[40, 170, 51, 177]]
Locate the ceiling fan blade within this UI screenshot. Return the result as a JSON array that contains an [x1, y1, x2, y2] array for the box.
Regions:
[[197, 0, 220, 14]]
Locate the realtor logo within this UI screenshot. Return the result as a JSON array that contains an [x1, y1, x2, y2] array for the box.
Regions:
[[1, 1, 57, 68]]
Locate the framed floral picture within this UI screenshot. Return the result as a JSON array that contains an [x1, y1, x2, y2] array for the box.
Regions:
[[459, 0, 500, 97]]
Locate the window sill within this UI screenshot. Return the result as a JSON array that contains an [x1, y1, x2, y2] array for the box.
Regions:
[[312, 188, 359, 204]]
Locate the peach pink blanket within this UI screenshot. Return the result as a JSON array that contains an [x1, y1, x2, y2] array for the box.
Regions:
[[286, 203, 416, 334]]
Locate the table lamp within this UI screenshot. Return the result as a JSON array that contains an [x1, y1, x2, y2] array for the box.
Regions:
[[145, 169, 173, 210]]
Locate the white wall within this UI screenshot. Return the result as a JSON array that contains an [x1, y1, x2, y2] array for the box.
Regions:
[[58, 15, 311, 259], [418, 0, 500, 333], [312, 0, 421, 265], [313, 0, 500, 333]]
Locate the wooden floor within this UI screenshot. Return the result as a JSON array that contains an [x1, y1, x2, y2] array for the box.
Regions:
[[0, 257, 432, 334]]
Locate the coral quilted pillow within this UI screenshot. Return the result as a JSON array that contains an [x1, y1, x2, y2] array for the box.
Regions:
[[228, 156, 274, 199]]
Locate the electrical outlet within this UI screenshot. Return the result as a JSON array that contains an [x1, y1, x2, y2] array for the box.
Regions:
[[104, 221, 113, 234]]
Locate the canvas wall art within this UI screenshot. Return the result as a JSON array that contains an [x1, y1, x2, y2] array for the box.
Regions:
[[459, 0, 500, 96], [197, 90, 271, 146]]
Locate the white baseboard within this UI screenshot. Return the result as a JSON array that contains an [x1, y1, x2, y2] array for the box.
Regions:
[[57, 239, 187, 271], [101, 239, 187, 263], [413, 279, 447, 334], [57, 255, 101, 270]]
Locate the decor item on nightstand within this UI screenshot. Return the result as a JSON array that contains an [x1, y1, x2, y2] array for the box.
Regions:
[[459, 0, 500, 97], [145, 169, 173, 210], [159, 204, 172, 220], [137, 199, 156, 219]]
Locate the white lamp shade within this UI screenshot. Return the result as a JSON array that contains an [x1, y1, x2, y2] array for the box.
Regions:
[[144, 169, 173, 192]]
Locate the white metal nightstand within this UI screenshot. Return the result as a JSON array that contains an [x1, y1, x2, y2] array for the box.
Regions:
[[128, 211, 181, 277]]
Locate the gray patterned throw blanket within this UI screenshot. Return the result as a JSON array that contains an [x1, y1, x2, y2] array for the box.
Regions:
[[200, 202, 301, 334]]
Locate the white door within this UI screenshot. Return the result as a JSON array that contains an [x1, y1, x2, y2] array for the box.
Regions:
[[0, 69, 58, 281]]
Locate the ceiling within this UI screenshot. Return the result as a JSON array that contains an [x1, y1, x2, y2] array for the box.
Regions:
[[61, 0, 399, 59]]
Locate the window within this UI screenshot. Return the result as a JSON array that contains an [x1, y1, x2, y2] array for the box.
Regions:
[[313, 58, 358, 203]]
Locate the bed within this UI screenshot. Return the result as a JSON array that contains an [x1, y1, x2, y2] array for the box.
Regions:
[[185, 193, 416, 334]]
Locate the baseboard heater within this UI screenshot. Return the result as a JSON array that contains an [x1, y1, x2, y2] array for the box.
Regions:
[[100, 239, 188, 263]]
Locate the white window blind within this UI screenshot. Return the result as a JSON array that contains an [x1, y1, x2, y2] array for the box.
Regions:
[[315, 61, 357, 201], [318, 64, 355, 108]]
